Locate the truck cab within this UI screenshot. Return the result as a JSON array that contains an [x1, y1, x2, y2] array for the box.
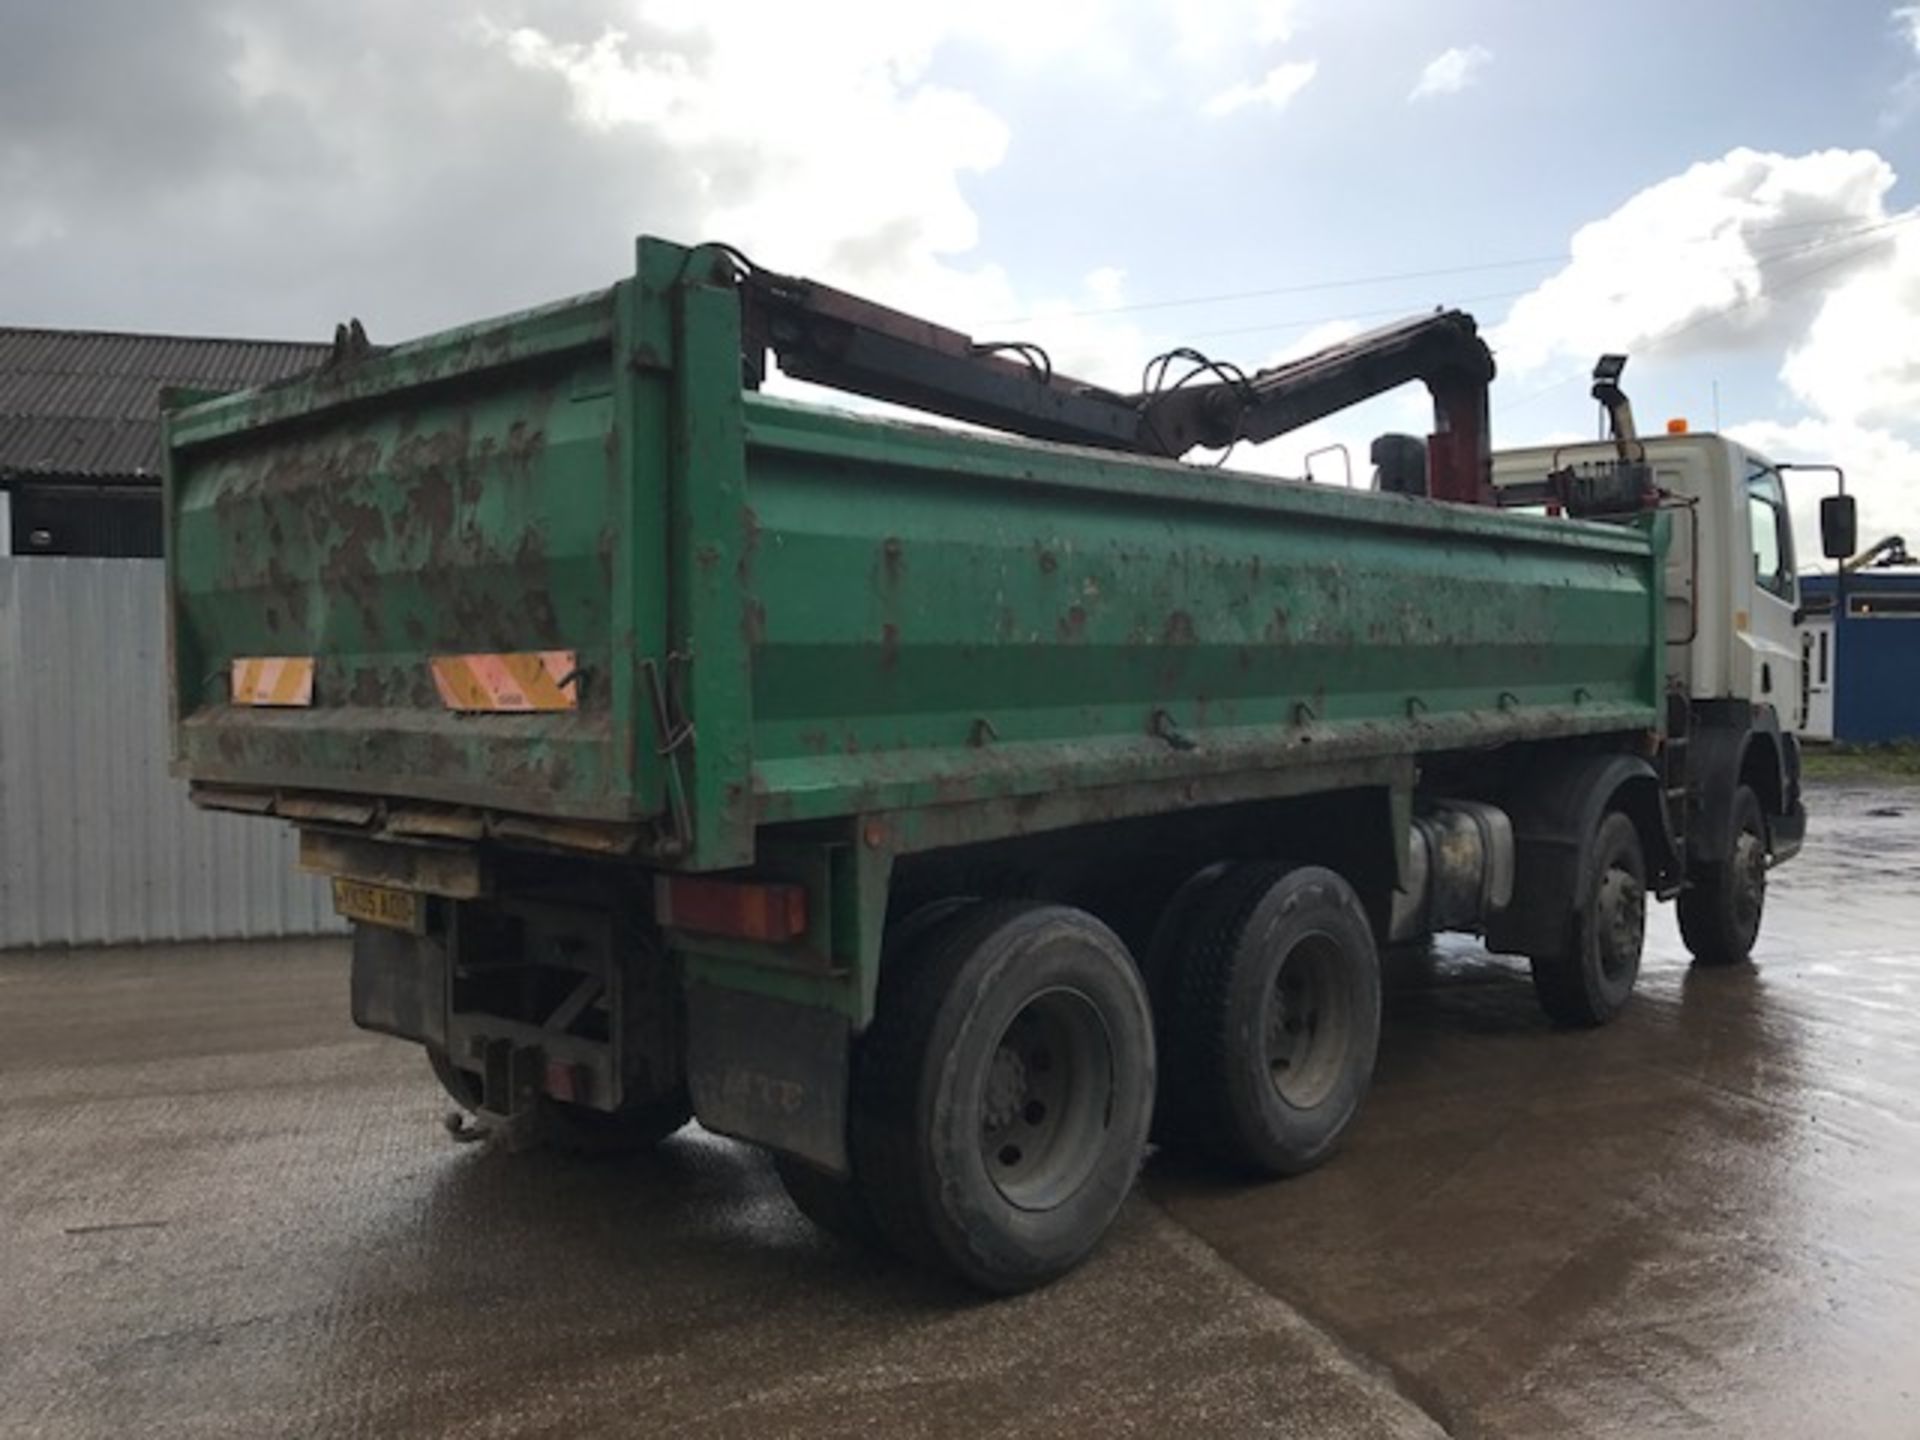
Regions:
[[1490, 428, 1809, 910], [1493, 432, 1803, 727]]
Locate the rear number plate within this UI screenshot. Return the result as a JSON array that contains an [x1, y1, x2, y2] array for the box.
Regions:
[[332, 879, 424, 933]]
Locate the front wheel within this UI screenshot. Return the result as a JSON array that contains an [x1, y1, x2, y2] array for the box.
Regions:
[[850, 902, 1155, 1294], [1678, 785, 1768, 967], [1529, 810, 1646, 1027]]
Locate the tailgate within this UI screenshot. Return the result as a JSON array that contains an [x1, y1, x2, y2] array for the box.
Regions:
[[164, 289, 656, 827]]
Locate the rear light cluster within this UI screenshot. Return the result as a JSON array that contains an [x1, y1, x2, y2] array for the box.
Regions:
[[655, 875, 809, 943]]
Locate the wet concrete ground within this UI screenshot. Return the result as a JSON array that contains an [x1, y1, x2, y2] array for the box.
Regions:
[[3, 780, 1917, 1438]]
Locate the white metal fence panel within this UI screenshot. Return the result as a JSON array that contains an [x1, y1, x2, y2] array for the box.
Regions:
[[0, 557, 344, 948]]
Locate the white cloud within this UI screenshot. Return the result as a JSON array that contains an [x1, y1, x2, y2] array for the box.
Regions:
[[1409, 44, 1491, 101], [1895, 5, 1920, 55], [1083, 266, 1127, 309], [488, 12, 1010, 302], [1492, 145, 1920, 538], [1266, 319, 1363, 365], [1492, 147, 1904, 377], [0, 0, 1162, 347], [1729, 416, 1920, 565], [1203, 60, 1318, 119], [1175, 0, 1300, 60], [1781, 225, 1920, 428]]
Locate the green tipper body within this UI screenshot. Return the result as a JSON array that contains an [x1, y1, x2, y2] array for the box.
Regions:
[[166, 239, 1665, 889]]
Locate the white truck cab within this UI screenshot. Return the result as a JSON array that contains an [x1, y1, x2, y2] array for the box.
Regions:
[[1492, 432, 1803, 727], [1482, 404, 1826, 916]]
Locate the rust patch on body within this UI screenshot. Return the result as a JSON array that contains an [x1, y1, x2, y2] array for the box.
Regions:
[[738, 506, 762, 585]]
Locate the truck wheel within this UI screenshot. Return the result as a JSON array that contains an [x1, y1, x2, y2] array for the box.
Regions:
[[851, 902, 1155, 1294], [427, 1046, 485, 1111], [1141, 864, 1230, 1140], [423, 1047, 691, 1153], [773, 1156, 884, 1247], [1529, 810, 1646, 1027], [1677, 785, 1767, 967], [774, 898, 976, 1253], [1162, 865, 1381, 1176]]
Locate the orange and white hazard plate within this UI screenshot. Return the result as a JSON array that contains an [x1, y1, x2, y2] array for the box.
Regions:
[[231, 656, 315, 707], [430, 650, 578, 712]]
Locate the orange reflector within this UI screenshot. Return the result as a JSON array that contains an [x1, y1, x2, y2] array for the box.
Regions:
[[231, 656, 314, 707], [656, 875, 809, 943], [430, 651, 578, 712]]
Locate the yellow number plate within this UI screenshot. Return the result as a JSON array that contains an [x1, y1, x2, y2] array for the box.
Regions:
[[331, 879, 424, 933]]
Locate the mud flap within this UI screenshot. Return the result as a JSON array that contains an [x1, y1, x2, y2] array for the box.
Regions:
[[1485, 752, 1664, 958], [685, 983, 851, 1175], [350, 922, 448, 1051]]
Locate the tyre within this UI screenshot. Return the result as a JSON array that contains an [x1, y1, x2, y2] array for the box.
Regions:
[[1162, 864, 1382, 1176], [1140, 864, 1230, 1140], [773, 1155, 884, 1247], [1529, 810, 1647, 1027], [424, 1047, 691, 1153], [850, 902, 1156, 1294], [1678, 785, 1767, 967], [427, 1045, 486, 1111], [773, 896, 975, 1251]]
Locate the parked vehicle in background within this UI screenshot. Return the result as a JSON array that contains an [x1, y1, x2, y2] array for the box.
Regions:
[[163, 240, 1831, 1292]]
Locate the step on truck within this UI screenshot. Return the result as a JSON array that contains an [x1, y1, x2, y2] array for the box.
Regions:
[[164, 238, 1832, 1292]]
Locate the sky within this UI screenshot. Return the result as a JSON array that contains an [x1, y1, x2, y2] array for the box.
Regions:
[[6, 0, 1920, 551]]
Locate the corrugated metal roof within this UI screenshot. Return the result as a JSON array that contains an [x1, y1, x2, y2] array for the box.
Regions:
[[0, 326, 330, 484]]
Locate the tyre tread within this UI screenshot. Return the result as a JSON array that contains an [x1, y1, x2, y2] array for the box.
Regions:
[[1678, 786, 1767, 968], [850, 900, 1044, 1276]]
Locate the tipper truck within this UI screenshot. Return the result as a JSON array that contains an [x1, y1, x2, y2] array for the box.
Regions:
[[163, 238, 1836, 1292]]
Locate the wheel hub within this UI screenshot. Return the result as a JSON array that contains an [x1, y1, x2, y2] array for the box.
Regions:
[[983, 1046, 1028, 1133], [1263, 934, 1348, 1109], [1596, 866, 1645, 980], [1266, 968, 1318, 1075], [978, 988, 1111, 1211]]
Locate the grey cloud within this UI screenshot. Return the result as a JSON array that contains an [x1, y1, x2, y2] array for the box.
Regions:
[[0, 2, 727, 342]]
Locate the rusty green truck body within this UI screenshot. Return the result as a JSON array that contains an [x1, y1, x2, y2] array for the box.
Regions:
[[170, 239, 1661, 1002], [165, 238, 1719, 1290]]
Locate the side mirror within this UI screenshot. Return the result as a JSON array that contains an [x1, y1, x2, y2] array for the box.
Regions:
[[1821, 494, 1858, 561]]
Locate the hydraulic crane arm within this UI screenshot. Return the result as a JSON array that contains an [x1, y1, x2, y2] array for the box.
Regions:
[[732, 251, 1499, 504], [1128, 311, 1495, 503], [1843, 535, 1911, 573]]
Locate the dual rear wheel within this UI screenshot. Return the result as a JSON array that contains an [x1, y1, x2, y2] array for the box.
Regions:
[[780, 867, 1384, 1293]]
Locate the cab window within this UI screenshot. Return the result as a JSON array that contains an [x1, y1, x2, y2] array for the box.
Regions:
[[1746, 468, 1795, 601]]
